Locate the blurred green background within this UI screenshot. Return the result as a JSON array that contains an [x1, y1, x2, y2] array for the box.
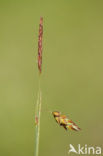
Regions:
[[0, 0, 103, 156]]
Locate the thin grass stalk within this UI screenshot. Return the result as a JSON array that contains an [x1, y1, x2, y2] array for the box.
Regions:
[[34, 17, 43, 156], [35, 77, 41, 156]]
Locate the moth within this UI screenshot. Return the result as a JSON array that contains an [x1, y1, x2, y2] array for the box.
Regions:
[[52, 111, 81, 131]]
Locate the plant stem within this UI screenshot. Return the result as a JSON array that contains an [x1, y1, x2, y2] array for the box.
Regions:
[[35, 16, 43, 156], [35, 76, 42, 156]]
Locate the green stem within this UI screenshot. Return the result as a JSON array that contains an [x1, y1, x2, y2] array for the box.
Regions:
[[35, 75, 42, 156]]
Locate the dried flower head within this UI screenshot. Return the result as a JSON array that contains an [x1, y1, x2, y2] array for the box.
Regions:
[[38, 17, 43, 73]]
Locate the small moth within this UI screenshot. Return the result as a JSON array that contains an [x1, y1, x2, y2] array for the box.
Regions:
[[52, 111, 81, 131]]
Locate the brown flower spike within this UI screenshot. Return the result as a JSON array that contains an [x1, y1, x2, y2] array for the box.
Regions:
[[38, 17, 43, 73], [35, 115, 38, 125]]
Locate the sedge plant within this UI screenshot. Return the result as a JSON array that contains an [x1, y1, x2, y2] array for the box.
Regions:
[[34, 17, 43, 156]]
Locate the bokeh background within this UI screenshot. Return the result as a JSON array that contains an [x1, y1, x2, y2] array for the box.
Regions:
[[0, 0, 103, 156]]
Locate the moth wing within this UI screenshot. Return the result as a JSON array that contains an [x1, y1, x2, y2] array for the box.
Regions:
[[60, 115, 70, 126], [55, 117, 60, 124], [60, 115, 67, 119], [68, 120, 81, 131]]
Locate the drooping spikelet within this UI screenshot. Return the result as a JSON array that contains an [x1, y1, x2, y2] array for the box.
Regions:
[[38, 17, 43, 73]]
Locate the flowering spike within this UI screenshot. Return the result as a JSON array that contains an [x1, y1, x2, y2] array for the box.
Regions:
[[38, 17, 43, 73], [35, 115, 38, 125]]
